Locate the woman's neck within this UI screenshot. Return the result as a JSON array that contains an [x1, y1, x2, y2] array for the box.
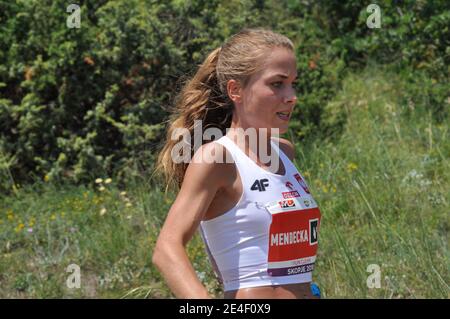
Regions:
[[227, 121, 276, 166]]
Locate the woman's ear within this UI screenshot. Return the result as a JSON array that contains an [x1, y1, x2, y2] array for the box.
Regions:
[[226, 79, 242, 103]]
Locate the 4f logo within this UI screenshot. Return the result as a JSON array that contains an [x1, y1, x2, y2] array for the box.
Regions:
[[251, 179, 269, 192], [309, 219, 318, 245]]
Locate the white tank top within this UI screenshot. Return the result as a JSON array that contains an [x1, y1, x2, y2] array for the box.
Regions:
[[199, 135, 322, 292]]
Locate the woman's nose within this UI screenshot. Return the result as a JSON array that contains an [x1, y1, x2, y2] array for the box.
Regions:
[[284, 93, 297, 105]]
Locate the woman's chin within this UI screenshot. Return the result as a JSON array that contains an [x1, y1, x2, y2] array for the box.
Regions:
[[276, 123, 289, 134], [266, 125, 288, 135], [278, 127, 288, 135]]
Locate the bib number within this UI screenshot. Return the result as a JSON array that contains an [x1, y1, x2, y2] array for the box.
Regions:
[[265, 197, 321, 276]]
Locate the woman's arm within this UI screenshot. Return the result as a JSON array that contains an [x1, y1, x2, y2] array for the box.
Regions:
[[152, 142, 230, 299]]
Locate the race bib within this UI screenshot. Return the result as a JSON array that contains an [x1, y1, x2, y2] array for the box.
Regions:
[[265, 197, 321, 276]]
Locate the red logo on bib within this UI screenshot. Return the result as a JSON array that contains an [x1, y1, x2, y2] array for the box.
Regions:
[[282, 191, 300, 199], [285, 181, 294, 190], [294, 173, 310, 194]]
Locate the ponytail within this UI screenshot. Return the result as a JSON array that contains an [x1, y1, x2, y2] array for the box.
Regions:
[[155, 47, 232, 192]]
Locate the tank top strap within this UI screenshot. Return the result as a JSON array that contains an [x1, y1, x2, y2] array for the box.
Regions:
[[270, 136, 297, 174], [214, 135, 254, 187]]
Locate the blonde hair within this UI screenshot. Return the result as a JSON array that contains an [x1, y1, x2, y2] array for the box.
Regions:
[[155, 28, 294, 191]]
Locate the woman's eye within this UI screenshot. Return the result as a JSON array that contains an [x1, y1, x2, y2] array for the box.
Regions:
[[272, 81, 298, 89]]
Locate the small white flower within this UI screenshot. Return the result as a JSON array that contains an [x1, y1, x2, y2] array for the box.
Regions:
[[100, 208, 107, 216], [95, 178, 103, 184], [104, 178, 112, 184], [120, 191, 127, 196], [419, 179, 432, 187], [99, 186, 105, 192], [125, 203, 132, 208]]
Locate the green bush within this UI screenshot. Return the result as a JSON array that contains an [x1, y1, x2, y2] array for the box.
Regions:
[[0, 0, 448, 193]]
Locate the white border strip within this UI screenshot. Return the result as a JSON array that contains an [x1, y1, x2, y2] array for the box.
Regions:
[[268, 256, 316, 268]]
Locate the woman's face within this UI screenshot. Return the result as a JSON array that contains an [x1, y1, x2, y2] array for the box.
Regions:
[[229, 47, 298, 135]]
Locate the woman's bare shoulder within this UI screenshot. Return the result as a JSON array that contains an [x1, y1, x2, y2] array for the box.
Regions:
[[188, 140, 236, 188]]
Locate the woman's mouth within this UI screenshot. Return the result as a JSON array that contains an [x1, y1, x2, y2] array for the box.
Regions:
[[276, 111, 290, 121]]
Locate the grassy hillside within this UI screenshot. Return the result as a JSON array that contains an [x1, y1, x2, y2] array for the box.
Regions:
[[0, 68, 448, 298], [302, 68, 449, 298]]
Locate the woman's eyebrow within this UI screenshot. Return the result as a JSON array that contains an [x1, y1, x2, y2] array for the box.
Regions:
[[270, 73, 298, 79]]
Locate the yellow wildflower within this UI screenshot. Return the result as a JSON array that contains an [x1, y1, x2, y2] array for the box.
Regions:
[[50, 214, 56, 221], [44, 174, 50, 182], [347, 162, 358, 173], [15, 223, 25, 233]]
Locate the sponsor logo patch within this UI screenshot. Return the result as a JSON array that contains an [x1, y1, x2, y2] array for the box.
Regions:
[[282, 191, 300, 199], [285, 181, 294, 190], [279, 199, 296, 208], [294, 173, 310, 194]]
